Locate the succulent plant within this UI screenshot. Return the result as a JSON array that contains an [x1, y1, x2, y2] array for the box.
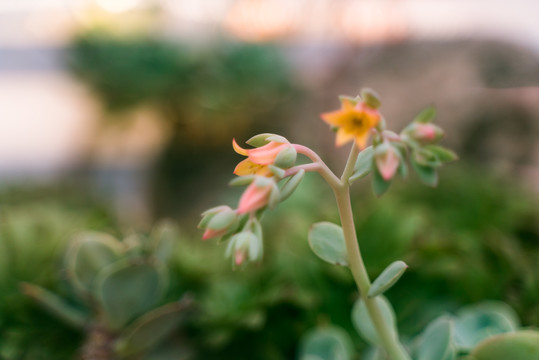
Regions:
[[21, 222, 192, 360]]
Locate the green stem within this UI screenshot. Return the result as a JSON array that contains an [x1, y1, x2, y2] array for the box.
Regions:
[[333, 144, 411, 360]]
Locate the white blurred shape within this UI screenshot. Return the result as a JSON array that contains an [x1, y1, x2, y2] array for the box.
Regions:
[[0, 72, 97, 173], [95, 0, 142, 13]]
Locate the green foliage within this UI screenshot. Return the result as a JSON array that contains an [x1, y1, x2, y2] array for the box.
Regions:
[[351, 296, 397, 346], [416, 316, 456, 360], [299, 326, 355, 360], [308, 222, 348, 266], [368, 261, 407, 298], [0, 187, 117, 360], [470, 331, 539, 360]]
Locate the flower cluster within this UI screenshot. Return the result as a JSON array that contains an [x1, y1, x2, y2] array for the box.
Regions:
[[322, 89, 456, 194], [201, 88, 457, 266], [198, 134, 305, 266]]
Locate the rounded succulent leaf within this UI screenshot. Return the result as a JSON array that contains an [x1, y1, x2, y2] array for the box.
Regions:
[[96, 260, 166, 329], [352, 296, 397, 346], [299, 326, 355, 360], [470, 330, 539, 360], [308, 222, 348, 266], [65, 232, 123, 297]]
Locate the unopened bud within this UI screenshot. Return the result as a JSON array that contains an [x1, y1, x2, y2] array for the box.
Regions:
[[375, 142, 400, 181], [403, 123, 444, 143], [274, 145, 297, 169]]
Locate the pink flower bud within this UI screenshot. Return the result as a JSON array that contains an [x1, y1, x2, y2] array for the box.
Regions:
[[202, 228, 227, 241], [237, 179, 273, 214], [375, 143, 400, 181], [409, 123, 444, 143]]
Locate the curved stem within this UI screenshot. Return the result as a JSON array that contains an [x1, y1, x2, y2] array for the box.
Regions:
[[293, 144, 342, 188], [333, 144, 411, 360]]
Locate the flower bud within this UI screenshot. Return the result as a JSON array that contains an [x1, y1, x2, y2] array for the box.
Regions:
[[273, 145, 297, 169], [375, 142, 400, 181], [225, 231, 263, 266], [237, 177, 275, 214], [404, 123, 444, 143], [199, 206, 238, 240]]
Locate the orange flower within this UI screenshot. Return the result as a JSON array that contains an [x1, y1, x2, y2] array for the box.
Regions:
[[232, 139, 291, 176], [321, 99, 381, 149]]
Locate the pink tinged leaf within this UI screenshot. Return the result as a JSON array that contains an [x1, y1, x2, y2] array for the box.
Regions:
[[376, 146, 400, 181], [202, 228, 227, 241], [235, 251, 245, 266]]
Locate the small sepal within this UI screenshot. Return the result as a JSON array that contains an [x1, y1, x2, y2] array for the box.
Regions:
[[273, 145, 297, 169], [413, 106, 437, 123], [246, 133, 289, 147], [350, 146, 374, 184], [361, 88, 382, 109], [368, 260, 408, 298], [279, 169, 305, 202]]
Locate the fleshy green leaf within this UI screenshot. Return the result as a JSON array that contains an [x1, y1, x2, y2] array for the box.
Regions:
[[229, 175, 256, 187], [368, 261, 408, 298], [246, 133, 288, 147], [417, 316, 455, 360], [350, 146, 374, 183], [414, 106, 436, 123], [424, 145, 458, 163], [207, 209, 237, 230], [411, 157, 438, 187], [20, 282, 88, 329], [372, 166, 391, 197], [308, 222, 348, 266], [274, 146, 297, 168], [116, 298, 192, 356], [150, 221, 179, 264], [66, 232, 123, 297], [97, 261, 166, 329], [351, 296, 397, 346], [470, 330, 539, 360], [279, 169, 305, 202], [269, 165, 286, 178], [454, 302, 520, 351], [299, 326, 355, 360]]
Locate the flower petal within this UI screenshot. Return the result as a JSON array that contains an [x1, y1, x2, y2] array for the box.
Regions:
[[232, 138, 248, 156], [336, 128, 355, 147]]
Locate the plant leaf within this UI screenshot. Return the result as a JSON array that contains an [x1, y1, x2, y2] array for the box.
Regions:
[[417, 316, 455, 360], [308, 222, 348, 266], [299, 326, 355, 360], [350, 146, 374, 183], [454, 302, 520, 351], [20, 282, 88, 329], [414, 106, 436, 123], [470, 330, 539, 360], [372, 166, 391, 197], [116, 297, 193, 356], [97, 261, 166, 329], [368, 261, 408, 298], [351, 296, 397, 346], [279, 169, 305, 202], [424, 145, 458, 163], [411, 157, 438, 187]]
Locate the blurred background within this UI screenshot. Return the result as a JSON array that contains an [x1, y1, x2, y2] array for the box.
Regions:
[[0, 0, 538, 359]]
